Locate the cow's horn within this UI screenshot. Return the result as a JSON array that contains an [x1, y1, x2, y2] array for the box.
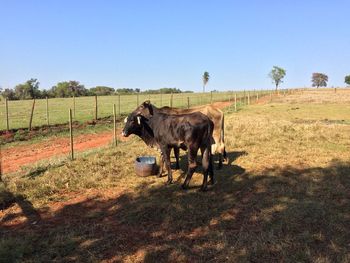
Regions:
[[124, 117, 128, 123], [137, 116, 141, 125]]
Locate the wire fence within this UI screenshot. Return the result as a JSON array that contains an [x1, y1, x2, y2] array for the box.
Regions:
[[0, 90, 276, 131]]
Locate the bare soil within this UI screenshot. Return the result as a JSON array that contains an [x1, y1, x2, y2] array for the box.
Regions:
[[2, 131, 116, 174]]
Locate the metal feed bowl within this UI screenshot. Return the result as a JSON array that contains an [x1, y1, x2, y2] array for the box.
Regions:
[[135, 156, 157, 177]]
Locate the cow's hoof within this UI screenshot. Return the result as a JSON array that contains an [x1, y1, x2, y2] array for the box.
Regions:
[[208, 180, 215, 185], [166, 180, 173, 185], [200, 186, 208, 192], [181, 184, 188, 190]]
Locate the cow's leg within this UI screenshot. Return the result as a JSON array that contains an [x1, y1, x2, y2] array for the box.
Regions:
[[162, 146, 173, 184], [200, 145, 210, 191], [223, 147, 228, 163], [217, 153, 223, 170], [158, 152, 165, 177], [173, 147, 180, 170], [182, 146, 198, 189], [208, 148, 215, 185]]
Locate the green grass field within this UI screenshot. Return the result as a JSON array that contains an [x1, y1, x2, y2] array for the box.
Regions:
[[0, 90, 271, 131], [1, 89, 349, 262]]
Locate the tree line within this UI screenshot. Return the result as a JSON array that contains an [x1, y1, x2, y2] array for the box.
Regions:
[[0, 79, 192, 100], [269, 66, 350, 90]]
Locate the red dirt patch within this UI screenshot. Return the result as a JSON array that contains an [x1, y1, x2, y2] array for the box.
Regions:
[[2, 131, 127, 174], [211, 101, 233, 109]]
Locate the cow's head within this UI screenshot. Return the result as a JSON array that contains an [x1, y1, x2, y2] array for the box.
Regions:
[[122, 101, 154, 137], [122, 113, 145, 137]]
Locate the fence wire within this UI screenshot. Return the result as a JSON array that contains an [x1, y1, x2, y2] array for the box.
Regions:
[[1, 90, 277, 131]]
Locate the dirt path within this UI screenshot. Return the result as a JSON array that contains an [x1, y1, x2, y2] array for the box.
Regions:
[[1, 131, 120, 174], [1, 100, 233, 174]]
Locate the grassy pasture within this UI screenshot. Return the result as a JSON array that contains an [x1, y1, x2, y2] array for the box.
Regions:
[[1, 89, 350, 262], [0, 91, 264, 131]]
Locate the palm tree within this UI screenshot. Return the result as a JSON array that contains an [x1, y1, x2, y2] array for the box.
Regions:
[[202, 71, 209, 93]]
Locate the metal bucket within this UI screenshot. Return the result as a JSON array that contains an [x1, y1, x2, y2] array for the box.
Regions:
[[135, 156, 157, 177]]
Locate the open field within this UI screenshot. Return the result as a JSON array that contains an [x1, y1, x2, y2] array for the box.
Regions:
[[0, 90, 270, 131], [1, 89, 350, 262]]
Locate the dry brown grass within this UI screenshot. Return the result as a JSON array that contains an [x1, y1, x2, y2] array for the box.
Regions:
[[1, 90, 350, 262], [274, 88, 350, 104]]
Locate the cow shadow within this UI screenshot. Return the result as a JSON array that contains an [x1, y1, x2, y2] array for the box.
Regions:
[[225, 150, 248, 165], [173, 150, 247, 181], [0, 185, 41, 224]]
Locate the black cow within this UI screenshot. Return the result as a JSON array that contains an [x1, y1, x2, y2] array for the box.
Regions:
[[122, 101, 214, 191]]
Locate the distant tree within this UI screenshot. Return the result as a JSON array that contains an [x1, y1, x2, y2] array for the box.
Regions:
[[345, 75, 350, 86], [135, 88, 141, 93], [140, 87, 183, 94], [311, 73, 328, 88], [1, 88, 17, 100], [89, 86, 115, 96], [202, 71, 209, 93], [51, 81, 87, 97], [14, 78, 41, 99], [67, 81, 87, 96], [269, 66, 286, 91], [41, 89, 55, 98], [116, 88, 135, 94]]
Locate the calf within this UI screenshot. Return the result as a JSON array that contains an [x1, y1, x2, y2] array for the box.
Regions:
[[122, 101, 214, 191], [158, 104, 227, 169]]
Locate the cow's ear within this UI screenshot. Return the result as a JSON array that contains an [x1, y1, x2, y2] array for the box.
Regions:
[[148, 104, 153, 115], [142, 100, 153, 115], [142, 100, 151, 107]]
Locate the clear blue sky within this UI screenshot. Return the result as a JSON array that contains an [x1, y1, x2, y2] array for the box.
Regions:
[[1, 1, 349, 91]]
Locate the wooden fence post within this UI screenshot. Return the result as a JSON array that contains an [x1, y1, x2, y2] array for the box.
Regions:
[[5, 98, 9, 130], [73, 96, 76, 118], [113, 104, 117, 147], [187, 97, 190, 109], [248, 92, 250, 105], [46, 97, 49, 125], [137, 94, 139, 106], [0, 144, 2, 181], [118, 95, 121, 116], [69, 109, 74, 160], [160, 91, 162, 107], [234, 94, 237, 112], [210, 91, 213, 104], [94, 95, 98, 120], [170, 93, 173, 107], [28, 99, 36, 131], [256, 92, 259, 102]]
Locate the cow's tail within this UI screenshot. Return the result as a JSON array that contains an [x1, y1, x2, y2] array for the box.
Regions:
[[221, 114, 227, 161]]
